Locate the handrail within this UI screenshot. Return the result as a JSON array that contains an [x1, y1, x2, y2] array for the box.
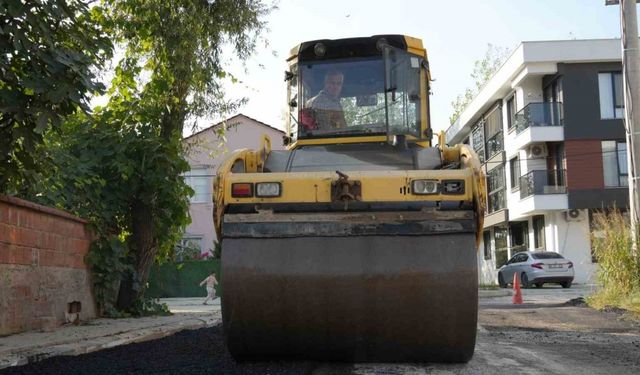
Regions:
[[519, 169, 567, 199], [514, 102, 563, 134]]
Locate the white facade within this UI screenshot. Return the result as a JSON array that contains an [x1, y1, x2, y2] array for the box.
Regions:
[[181, 114, 285, 256], [450, 39, 625, 285]]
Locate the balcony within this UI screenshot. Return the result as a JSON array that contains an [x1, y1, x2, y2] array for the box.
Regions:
[[514, 102, 563, 134], [508, 102, 564, 153], [520, 169, 566, 199]]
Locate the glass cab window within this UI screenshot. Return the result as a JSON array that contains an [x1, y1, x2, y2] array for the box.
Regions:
[[288, 47, 424, 141], [297, 58, 386, 138], [384, 46, 422, 138]]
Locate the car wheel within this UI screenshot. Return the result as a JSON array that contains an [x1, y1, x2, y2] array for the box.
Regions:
[[561, 281, 572, 288], [520, 272, 530, 288], [535, 283, 543, 288], [498, 273, 507, 288]]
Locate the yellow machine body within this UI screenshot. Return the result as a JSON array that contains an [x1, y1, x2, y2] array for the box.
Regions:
[[213, 35, 485, 363]]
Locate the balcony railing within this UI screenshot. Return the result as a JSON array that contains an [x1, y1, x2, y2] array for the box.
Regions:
[[520, 169, 567, 199], [514, 102, 563, 134], [485, 132, 504, 160]]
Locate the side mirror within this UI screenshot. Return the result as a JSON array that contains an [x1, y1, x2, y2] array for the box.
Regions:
[[284, 71, 294, 82]]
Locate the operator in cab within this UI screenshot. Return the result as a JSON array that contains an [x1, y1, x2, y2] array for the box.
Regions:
[[305, 70, 347, 129]]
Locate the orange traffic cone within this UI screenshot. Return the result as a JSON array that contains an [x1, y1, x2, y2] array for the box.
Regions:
[[512, 273, 523, 305]]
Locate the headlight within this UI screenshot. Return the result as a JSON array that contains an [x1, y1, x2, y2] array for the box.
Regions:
[[256, 182, 281, 197], [411, 179, 439, 195]]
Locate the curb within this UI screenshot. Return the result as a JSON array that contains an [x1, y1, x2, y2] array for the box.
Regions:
[[0, 316, 220, 370], [479, 289, 512, 298]]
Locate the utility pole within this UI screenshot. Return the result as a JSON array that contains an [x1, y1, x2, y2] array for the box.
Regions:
[[607, 0, 640, 248]]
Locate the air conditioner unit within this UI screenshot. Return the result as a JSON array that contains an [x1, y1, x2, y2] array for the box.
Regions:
[[527, 143, 548, 159], [565, 209, 585, 222]]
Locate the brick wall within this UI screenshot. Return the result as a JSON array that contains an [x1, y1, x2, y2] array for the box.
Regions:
[[564, 140, 604, 190], [0, 195, 96, 335]]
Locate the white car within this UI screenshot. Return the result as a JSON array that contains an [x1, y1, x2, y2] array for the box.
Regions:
[[498, 251, 574, 288]]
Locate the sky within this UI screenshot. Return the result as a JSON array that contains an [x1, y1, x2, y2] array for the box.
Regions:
[[198, 0, 630, 136]]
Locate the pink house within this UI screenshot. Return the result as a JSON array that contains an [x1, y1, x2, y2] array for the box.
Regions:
[[181, 114, 285, 257]]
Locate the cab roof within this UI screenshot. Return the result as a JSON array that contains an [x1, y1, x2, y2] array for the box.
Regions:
[[289, 35, 423, 62]]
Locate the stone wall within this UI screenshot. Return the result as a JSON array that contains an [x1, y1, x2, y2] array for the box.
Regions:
[[0, 195, 96, 335]]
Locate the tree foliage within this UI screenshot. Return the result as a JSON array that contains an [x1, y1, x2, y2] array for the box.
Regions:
[[0, 0, 112, 191], [25, 102, 193, 312], [449, 44, 511, 125], [97, 0, 272, 310], [13, 0, 272, 313]]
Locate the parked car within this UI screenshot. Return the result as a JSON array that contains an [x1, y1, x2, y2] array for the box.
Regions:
[[497, 251, 574, 289]]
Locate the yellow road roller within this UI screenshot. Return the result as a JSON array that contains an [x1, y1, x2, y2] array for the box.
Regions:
[[213, 35, 486, 363]]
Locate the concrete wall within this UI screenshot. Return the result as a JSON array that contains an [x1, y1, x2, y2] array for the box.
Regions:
[[546, 210, 596, 284], [555, 62, 625, 140], [478, 229, 502, 285], [0, 195, 95, 335], [183, 114, 285, 253]]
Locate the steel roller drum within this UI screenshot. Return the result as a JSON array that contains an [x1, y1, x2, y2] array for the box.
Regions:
[[221, 233, 478, 363]]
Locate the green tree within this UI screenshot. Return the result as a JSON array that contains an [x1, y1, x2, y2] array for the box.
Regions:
[[449, 44, 512, 124], [98, 0, 272, 310], [20, 0, 272, 313], [0, 0, 112, 192], [27, 105, 193, 313]]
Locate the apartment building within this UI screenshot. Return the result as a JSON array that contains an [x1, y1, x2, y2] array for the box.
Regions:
[[181, 114, 285, 257], [446, 39, 627, 284]]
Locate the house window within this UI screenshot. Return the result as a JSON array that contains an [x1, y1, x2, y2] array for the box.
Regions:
[[506, 95, 517, 130], [598, 72, 624, 119], [544, 77, 563, 104], [484, 105, 503, 160], [533, 215, 545, 250], [509, 156, 521, 191], [601, 140, 628, 187], [487, 165, 506, 213], [185, 168, 211, 203], [471, 121, 485, 163], [494, 226, 508, 268], [509, 221, 529, 256], [483, 230, 491, 260]]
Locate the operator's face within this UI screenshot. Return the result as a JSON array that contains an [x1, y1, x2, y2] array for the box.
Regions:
[[324, 74, 344, 97]]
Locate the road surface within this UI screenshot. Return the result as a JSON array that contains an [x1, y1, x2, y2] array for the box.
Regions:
[[3, 285, 639, 375]]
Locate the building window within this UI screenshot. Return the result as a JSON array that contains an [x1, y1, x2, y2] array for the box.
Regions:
[[544, 77, 563, 104], [484, 105, 503, 160], [598, 72, 624, 119], [483, 230, 491, 260], [471, 121, 485, 163], [533, 215, 545, 250], [494, 226, 508, 267], [185, 168, 211, 203], [509, 221, 529, 255], [487, 165, 506, 213], [601, 140, 628, 187], [506, 95, 517, 130], [509, 156, 521, 191]]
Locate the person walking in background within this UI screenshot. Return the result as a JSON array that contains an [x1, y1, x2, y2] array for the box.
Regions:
[[200, 272, 219, 305]]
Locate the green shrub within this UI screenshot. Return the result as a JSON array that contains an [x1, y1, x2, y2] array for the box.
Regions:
[[588, 209, 640, 315]]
